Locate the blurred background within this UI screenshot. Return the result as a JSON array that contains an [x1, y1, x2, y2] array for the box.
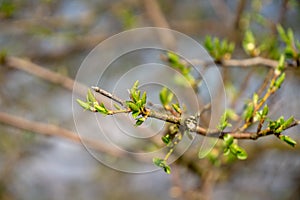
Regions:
[[0, 0, 300, 200]]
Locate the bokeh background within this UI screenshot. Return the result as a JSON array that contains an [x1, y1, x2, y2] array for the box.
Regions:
[[0, 0, 300, 200]]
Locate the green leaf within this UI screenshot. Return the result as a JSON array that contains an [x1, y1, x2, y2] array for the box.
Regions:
[[153, 157, 171, 174], [262, 105, 269, 116], [153, 157, 164, 167], [282, 116, 294, 129], [276, 54, 285, 73], [223, 147, 230, 156], [113, 103, 121, 110], [217, 111, 231, 131], [252, 93, 259, 105], [167, 52, 179, 64], [135, 117, 146, 126], [236, 149, 248, 160], [226, 109, 239, 121], [172, 103, 181, 114], [159, 87, 173, 107], [126, 101, 139, 112], [162, 134, 171, 144], [287, 28, 294, 44], [243, 103, 254, 122], [76, 99, 90, 110], [223, 134, 234, 147], [87, 89, 97, 103], [243, 30, 256, 55], [277, 24, 289, 43], [94, 103, 109, 115], [204, 36, 213, 51], [274, 73, 285, 88], [167, 92, 174, 105], [159, 87, 167, 106], [132, 111, 140, 119], [279, 135, 297, 147], [141, 91, 147, 106], [163, 165, 171, 174]]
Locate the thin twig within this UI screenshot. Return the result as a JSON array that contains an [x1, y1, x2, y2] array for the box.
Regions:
[[92, 86, 125, 107], [221, 57, 279, 68]]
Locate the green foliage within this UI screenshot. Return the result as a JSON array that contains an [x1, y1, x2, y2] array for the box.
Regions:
[[277, 25, 300, 60], [243, 93, 262, 123], [161, 134, 171, 145], [159, 87, 173, 109], [243, 30, 259, 56], [217, 110, 232, 131], [171, 103, 182, 114], [126, 81, 148, 125], [77, 89, 110, 115], [204, 36, 235, 61], [153, 158, 171, 174], [94, 103, 109, 115], [275, 54, 286, 74], [223, 134, 248, 160], [279, 135, 297, 147], [268, 116, 294, 134], [255, 105, 269, 121], [0, 0, 16, 18], [76, 99, 90, 110], [166, 52, 196, 86]]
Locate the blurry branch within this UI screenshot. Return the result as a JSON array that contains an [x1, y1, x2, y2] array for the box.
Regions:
[[175, 56, 299, 69], [3, 56, 88, 97], [0, 112, 124, 158], [233, 0, 247, 30], [278, 0, 289, 25], [221, 57, 279, 68], [143, 0, 176, 49]]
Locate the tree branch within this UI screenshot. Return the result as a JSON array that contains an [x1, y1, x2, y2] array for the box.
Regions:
[[90, 86, 300, 141], [0, 112, 125, 157]]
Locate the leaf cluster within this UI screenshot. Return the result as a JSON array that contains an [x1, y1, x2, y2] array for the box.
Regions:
[[204, 36, 235, 61]]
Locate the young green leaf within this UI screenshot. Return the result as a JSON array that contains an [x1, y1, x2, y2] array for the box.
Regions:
[[126, 101, 139, 112], [276, 54, 285, 73], [135, 117, 146, 126], [167, 52, 180, 64], [172, 103, 181, 114], [163, 165, 171, 174], [159, 87, 173, 107], [243, 103, 254, 122], [279, 135, 297, 147], [132, 111, 140, 119], [223, 134, 234, 147], [77, 99, 90, 110], [94, 103, 109, 115], [162, 134, 171, 144], [153, 157, 164, 167], [87, 89, 97, 103], [274, 73, 285, 88], [217, 111, 231, 131], [282, 116, 294, 129], [236, 149, 248, 160], [277, 24, 289, 43], [262, 104, 269, 116], [113, 103, 121, 110], [141, 91, 147, 107]]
